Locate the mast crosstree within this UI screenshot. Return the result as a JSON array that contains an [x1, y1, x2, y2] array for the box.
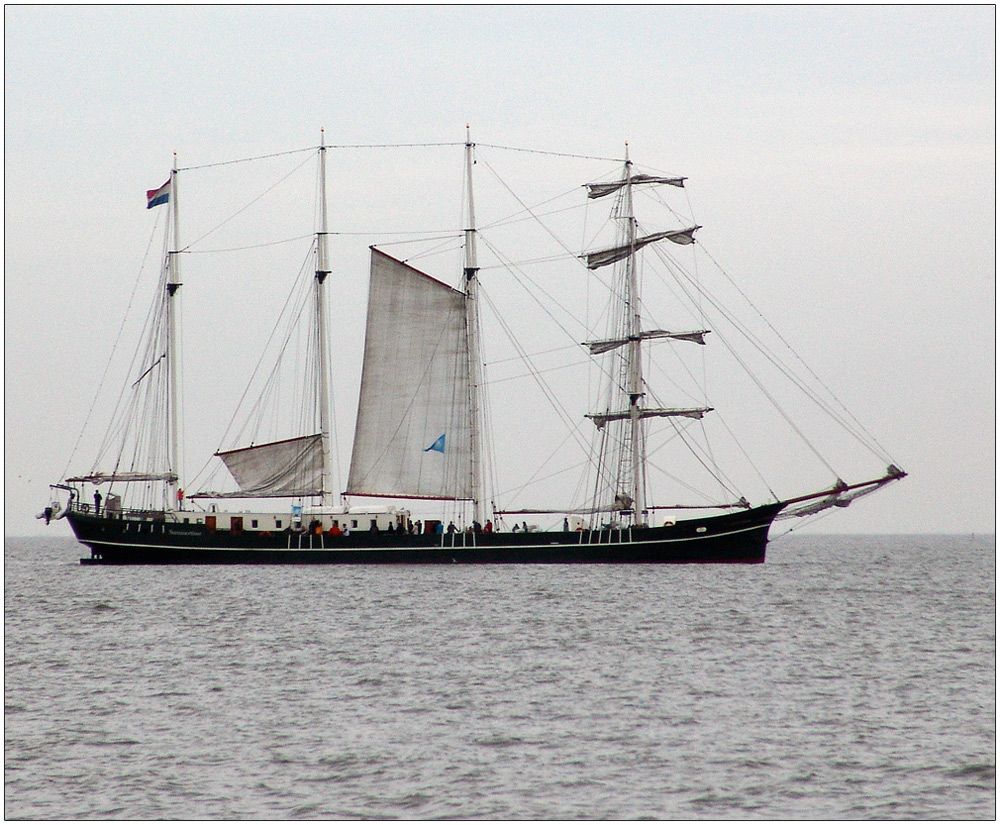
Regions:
[[583, 147, 705, 526]]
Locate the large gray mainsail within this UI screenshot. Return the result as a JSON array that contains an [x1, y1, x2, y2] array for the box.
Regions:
[[346, 249, 474, 500]]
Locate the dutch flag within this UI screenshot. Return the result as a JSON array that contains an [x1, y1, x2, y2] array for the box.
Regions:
[[146, 178, 171, 209]]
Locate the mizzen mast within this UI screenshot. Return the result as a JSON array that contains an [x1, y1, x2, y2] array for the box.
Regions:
[[464, 125, 485, 525], [166, 152, 182, 509]]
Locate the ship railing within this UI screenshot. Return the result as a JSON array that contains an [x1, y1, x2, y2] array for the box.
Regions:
[[443, 530, 477, 548], [70, 500, 167, 522], [288, 530, 327, 550], [584, 526, 630, 545]]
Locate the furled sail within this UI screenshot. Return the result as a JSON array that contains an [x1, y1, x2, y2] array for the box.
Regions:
[[217, 433, 324, 498], [586, 174, 686, 199], [66, 471, 178, 484], [586, 407, 713, 430], [346, 249, 474, 500], [585, 329, 709, 355], [582, 226, 701, 270]]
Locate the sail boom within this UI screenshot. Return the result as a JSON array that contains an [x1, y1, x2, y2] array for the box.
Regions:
[[648, 502, 751, 511], [343, 491, 474, 502], [777, 466, 908, 518], [496, 500, 745, 515], [187, 490, 324, 500], [66, 472, 179, 484]]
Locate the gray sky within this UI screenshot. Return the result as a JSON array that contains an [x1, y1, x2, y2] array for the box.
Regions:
[[5, 6, 995, 536]]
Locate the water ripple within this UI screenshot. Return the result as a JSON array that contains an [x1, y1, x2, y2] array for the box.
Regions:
[[4, 535, 995, 819]]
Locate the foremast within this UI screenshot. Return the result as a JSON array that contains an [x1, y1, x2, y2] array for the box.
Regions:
[[622, 148, 647, 526], [583, 150, 706, 527]]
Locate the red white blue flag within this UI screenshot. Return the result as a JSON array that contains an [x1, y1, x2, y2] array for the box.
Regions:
[[146, 178, 171, 209]]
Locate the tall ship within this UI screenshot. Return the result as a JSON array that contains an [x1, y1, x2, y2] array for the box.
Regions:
[[45, 130, 905, 564]]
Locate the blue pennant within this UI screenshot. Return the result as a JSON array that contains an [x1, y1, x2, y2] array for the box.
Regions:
[[424, 433, 446, 453]]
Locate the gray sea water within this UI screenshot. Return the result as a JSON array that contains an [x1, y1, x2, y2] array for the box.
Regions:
[[4, 534, 995, 820]]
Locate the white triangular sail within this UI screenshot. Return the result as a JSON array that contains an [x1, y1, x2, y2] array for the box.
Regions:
[[346, 249, 474, 500], [216, 434, 325, 498]]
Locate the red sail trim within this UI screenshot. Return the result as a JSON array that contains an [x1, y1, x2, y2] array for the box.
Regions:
[[215, 433, 321, 458], [369, 247, 463, 295]]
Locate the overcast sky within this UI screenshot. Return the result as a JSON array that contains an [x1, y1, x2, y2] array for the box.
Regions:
[[5, 5, 995, 536]]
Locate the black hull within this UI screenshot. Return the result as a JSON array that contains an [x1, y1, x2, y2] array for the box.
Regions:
[[68, 504, 784, 565]]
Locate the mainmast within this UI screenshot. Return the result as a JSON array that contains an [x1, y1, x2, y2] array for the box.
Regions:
[[463, 125, 485, 525], [315, 129, 334, 507], [166, 152, 182, 510]]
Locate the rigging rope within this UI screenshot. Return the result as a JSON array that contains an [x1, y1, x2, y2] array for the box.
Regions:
[[646, 240, 843, 478], [183, 234, 314, 254], [477, 143, 623, 163], [698, 244, 898, 464], [60, 213, 165, 481], [177, 142, 463, 172], [180, 152, 315, 251]]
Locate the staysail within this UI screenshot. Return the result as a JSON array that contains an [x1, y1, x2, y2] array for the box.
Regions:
[[216, 433, 324, 498], [346, 249, 474, 500]]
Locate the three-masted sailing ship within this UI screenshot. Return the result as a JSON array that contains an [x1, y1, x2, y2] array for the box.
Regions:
[[47, 131, 905, 564]]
